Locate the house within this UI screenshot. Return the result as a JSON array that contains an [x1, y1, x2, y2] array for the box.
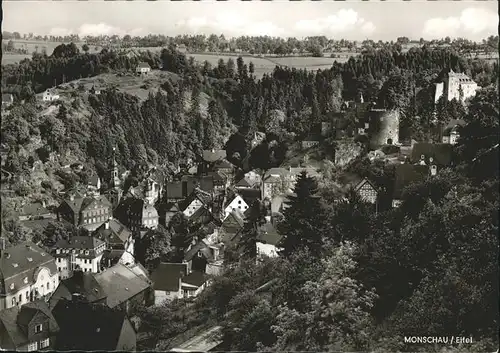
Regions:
[[212, 159, 234, 178], [53, 236, 106, 279], [205, 172, 226, 191], [87, 173, 101, 195], [16, 202, 54, 221], [89, 85, 101, 95], [301, 134, 321, 149], [354, 178, 378, 204], [150, 263, 208, 304], [434, 69, 478, 103], [392, 164, 430, 207], [57, 194, 112, 231], [219, 210, 245, 249], [235, 171, 261, 189], [181, 175, 216, 194], [1, 94, 14, 107], [441, 119, 465, 145], [179, 189, 213, 219], [223, 194, 249, 220], [94, 218, 135, 267], [183, 240, 222, 274], [157, 202, 181, 227], [42, 90, 59, 102], [410, 142, 454, 171], [51, 298, 136, 351], [136, 62, 151, 75], [0, 300, 59, 351], [200, 149, 227, 174], [114, 197, 159, 233], [0, 242, 59, 311], [50, 263, 153, 315], [256, 222, 283, 258], [262, 167, 320, 199]]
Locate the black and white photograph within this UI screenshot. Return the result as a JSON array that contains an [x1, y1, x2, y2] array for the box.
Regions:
[[0, 0, 499, 351]]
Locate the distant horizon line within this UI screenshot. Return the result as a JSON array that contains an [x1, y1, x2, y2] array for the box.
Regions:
[[2, 31, 497, 44]]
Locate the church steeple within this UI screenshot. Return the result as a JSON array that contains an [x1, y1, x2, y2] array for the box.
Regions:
[[110, 146, 120, 189]]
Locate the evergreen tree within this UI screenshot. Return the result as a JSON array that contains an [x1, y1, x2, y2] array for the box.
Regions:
[[278, 171, 326, 258], [239, 201, 267, 260]]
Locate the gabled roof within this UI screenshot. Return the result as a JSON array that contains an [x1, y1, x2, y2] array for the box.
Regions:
[[0, 300, 59, 348], [55, 235, 105, 250], [0, 242, 56, 295], [150, 263, 188, 292], [94, 263, 151, 309], [237, 188, 262, 206], [202, 150, 227, 163], [94, 218, 132, 245], [49, 271, 107, 309], [182, 271, 208, 288], [410, 143, 454, 166], [392, 164, 429, 200], [52, 299, 135, 351], [213, 159, 233, 169], [257, 223, 283, 246], [354, 178, 378, 193], [184, 241, 209, 262]]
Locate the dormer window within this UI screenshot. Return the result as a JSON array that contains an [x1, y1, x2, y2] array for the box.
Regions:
[[10, 283, 15, 290], [24, 277, 28, 284], [27, 257, 33, 262], [35, 324, 43, 333], [85, 250, 89, 255], [12, 263, 18, 268], [56, 249, 60, 254]]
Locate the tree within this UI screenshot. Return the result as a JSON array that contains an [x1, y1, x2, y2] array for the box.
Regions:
[[82, 44, 89, 53], [271, 242, 377, 351], [239, 201, 267, 260], [144, 226, 172, 266], [278, 171, 328, 258]]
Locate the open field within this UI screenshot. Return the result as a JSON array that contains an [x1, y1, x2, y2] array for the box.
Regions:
[[2, 54, 32, 65]]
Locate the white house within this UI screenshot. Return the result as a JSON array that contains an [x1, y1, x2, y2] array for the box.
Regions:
[[53, 236, 106, 280], [94, 218, 135, 268], [181, 190, 212, 219], [223, 195, 249, 220], [0, 242, 60, 311], [256, 221, 283, 258], [42, 90, 60, 102], [136, 62, 151, 75]]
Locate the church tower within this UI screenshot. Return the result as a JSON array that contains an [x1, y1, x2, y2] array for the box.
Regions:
[[106, 146, 122, 210]]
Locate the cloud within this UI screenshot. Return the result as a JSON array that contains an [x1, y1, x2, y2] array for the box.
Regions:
[[176, 13, 285, 37], [293, 9, 376, 37], [423, 7, 498, 39], [49, 23, 145, 37]]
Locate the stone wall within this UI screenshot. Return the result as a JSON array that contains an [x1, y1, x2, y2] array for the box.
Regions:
[[369, 109, 400, 148]]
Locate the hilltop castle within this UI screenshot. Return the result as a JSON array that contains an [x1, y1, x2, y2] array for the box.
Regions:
[[434, 70, 478, 103]]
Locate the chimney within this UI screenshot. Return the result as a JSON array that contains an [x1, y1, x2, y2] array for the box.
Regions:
[[41, 200, 46, 208], [105, 221, 110, 230]]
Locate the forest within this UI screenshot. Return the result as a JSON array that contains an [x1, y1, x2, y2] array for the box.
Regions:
[[1, 41, 499, 351]]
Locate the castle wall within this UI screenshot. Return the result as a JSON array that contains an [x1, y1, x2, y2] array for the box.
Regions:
[[434, 82, 444, 103], [369, 110, 400, 148]]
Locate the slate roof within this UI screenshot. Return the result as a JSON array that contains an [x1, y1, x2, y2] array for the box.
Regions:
[[0, 300, 59, 348], [257, 223, 283, 246], [61, 195, 111, 216], [49, 271, 106, 310], [94, 219, 132, 246], [182, 271, 207, 288], [410, 143, 454, 166], [238, 188, 262, 206], [0, 242, 57, 296], [213, 159, 233, 170], [392, 164, 429, 200], [52, 299, 136, 351], [55, 236, 105, 251], [150, 263, 188, 292], [184, 241, 209, 262], [100, 249, 126, 268], [202, 150, 227, 163], [94, 263, 151, 309]]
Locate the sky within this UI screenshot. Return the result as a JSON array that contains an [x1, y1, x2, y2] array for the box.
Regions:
[[2, 1, 498, 42]]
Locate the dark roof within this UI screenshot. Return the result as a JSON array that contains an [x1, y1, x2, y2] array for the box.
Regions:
[[189, 205, 215, 224], [257, 223, 283, 246], [150, 263, 188, 292], [55, 235, 105, 250], [410, 143, 454, 166], [184, 241, 209, 262], [165, 181, 186, 199], [94, 263, 151, 309], [88, 173, 100, 187], [213, 159, 233, 169], [94, 219, 132, 245], [100, 249, 125, 268], [237, 188, 262, 206], [17, 202, 51, 217], [49, 271, 107, 310], [206, 171, 225, 182], [443, 119, 466, 134], [0, 300, 59, 348], [392, 164, 429, 200], [0, 242, 57, 296], [202, 150, 227, 163], [52, 299, 135, 351], [61, 195, 111, 215], [182, 271, 207, 288], [181, 175, 216, 193]]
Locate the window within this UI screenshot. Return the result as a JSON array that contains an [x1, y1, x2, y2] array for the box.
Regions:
[[26, 291, 29, 300], [85, 250, 89, 255], [10, 283, 14, 290], [18, 294, 22, 303], [27, 342, 38, 352], [39, 338, 50, 349], [47, 282, 50, 290], [58, 267, 61, 271], [24, 277, 28, 284], [35, 324, 43, 333]]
